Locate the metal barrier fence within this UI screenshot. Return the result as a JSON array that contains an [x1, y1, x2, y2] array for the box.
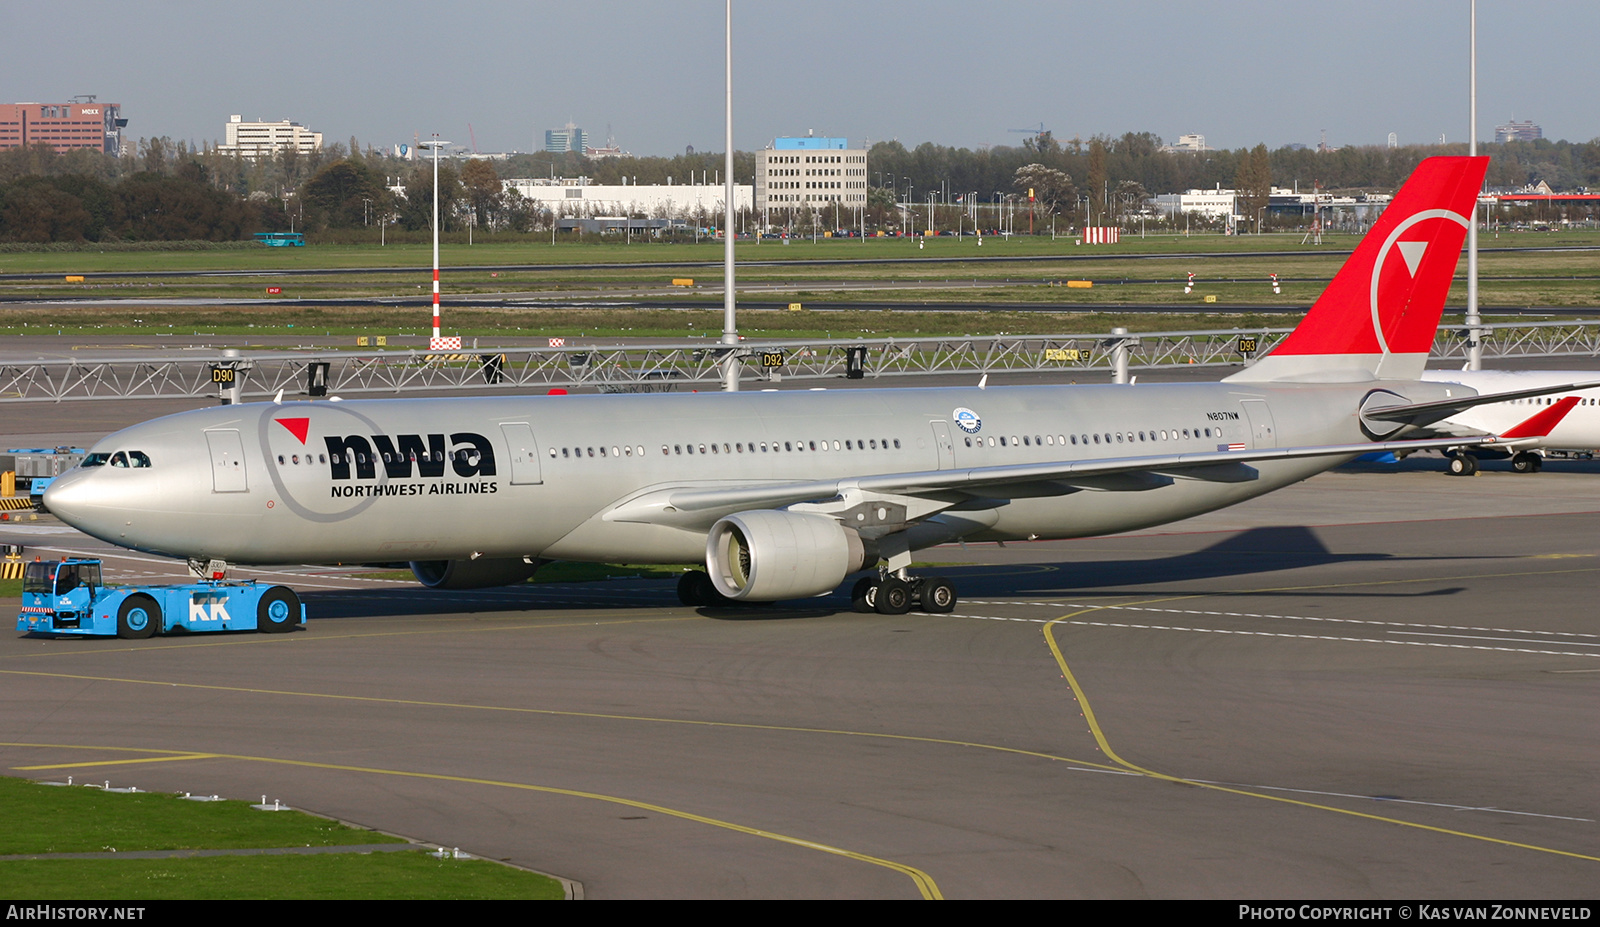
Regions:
[[2, 319, 1597, 403]]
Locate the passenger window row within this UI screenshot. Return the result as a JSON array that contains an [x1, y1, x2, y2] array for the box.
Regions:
[[963, 427, 1221, 449], [550, 438, 905, 459]]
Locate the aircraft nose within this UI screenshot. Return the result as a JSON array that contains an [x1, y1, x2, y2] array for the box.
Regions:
[[42, 469, 116, 536]]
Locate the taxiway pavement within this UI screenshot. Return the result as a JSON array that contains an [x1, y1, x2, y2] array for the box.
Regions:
[[2, 460, 1596, 898]]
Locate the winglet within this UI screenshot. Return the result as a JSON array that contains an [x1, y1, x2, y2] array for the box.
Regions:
[[1500, 396, 1580, 440]]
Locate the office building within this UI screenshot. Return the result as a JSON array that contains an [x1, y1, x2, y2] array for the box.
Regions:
[[544, 123, 588, 153], [216, 115, 323, 160], [0, 98, 125, 153], [1495, 120, 1542, 144], [755, 136, 868, 215]]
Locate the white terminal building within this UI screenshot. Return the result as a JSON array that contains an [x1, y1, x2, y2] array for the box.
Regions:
[[1152, 189, 1238, 219], [502, 176, 752, 220], [1153, 186, 1393, 222], [755, 136, 868, 215], [216, 115, 323, 160]]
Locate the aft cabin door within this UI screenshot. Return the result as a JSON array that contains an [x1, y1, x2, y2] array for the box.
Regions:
[[1239, 400, 1277, 448], [204, 429, 249, 493], [499, 423, 544, 485]]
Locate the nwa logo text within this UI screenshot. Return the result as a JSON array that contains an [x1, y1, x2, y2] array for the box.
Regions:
[[322, 432, 497, 480]]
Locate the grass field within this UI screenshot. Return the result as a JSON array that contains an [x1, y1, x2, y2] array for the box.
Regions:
[[0, 305, 1309, 342], [0, 230, 1595, 353], [0, 231, 1373, 274], [3, 231, 1596, 333], [0, 227, 1595, 272], [0, 775, 564, 899]]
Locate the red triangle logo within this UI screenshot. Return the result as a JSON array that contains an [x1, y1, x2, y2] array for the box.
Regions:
[[276, 417, 310, 444]]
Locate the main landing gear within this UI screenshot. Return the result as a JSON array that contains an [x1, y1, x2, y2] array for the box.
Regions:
[[677, 570, 730, 608], [1446, 451, 1479, 476], [1510, 451, 1544, 473], [675, 567, 960, 615], [1446, 450, 1544, 476], [851, 571, 957, 616]]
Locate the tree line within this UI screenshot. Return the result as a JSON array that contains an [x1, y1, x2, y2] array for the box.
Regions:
[[1, 132, 1596, 244]]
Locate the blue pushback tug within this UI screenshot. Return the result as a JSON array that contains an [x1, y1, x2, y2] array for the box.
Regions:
[[17, 558, 304, 638]]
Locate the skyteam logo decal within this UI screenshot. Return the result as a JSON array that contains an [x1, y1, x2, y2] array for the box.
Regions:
[[953, 407, 982, 434]]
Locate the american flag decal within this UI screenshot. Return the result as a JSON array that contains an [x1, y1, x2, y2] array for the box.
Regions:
[[1221, 442, 1246, 452]]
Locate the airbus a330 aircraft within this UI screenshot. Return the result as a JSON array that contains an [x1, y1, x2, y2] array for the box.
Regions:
[[40, 157, 1584, 616], [1418, 368, 1600, 474]]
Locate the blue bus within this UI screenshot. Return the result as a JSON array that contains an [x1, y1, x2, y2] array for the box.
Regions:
[[254, 232, 305, 247]]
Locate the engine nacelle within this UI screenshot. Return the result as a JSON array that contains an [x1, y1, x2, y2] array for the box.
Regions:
[[409, 557, 544, 590], [706, 510, 871, 601]]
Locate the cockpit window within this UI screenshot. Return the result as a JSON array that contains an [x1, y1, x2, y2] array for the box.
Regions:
[[82, 450, 152, 470]]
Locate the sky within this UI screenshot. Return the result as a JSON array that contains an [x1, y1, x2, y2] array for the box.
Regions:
[[7, 1, 1594, 158]]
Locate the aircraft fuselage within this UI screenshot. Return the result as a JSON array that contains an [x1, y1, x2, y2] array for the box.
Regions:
[[45, 379, 1457, 567]]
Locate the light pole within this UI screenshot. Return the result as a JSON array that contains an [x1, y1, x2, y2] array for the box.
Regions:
[[1466, 0, 1482, 370], [720, 0, 740, 392], [421, 136, 453, 351]]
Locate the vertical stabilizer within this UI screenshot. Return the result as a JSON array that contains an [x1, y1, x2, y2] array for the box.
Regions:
[[1227, 156, 1487, 383]]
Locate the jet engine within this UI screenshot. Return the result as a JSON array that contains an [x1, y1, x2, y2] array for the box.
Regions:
[[409, 557, 544, 590], [706, 510, 872, 601]]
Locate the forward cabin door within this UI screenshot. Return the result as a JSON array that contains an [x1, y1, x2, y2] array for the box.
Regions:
[[204, 430, 249, 493], [930, 421, 955, 469], [499, 423, 544, 485]]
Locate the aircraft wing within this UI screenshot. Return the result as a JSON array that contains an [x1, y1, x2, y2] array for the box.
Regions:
[[607, 434, 1507, 529]]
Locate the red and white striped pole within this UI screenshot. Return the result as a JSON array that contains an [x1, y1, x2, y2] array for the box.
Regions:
[[425, 136, 458, 351], [431, 135, 442, 344]]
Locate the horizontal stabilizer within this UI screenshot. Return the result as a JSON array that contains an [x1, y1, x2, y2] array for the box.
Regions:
[[1363, 379, 1600, 428]]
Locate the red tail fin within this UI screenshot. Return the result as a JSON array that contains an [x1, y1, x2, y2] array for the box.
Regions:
[[1501, 396, 1580, 440], [1228, 156, 1487, 382]]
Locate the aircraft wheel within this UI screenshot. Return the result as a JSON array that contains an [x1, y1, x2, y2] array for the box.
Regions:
[[117, 595, 160, 640], [678, 570, 711, 607], [678, 570, 731, 608], [850, 577, 877, 613], [920, 578, 957, 614], [875, 578, 912, 615], [1447, 453, 1478, 476], [257, 587, 300, 633]]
